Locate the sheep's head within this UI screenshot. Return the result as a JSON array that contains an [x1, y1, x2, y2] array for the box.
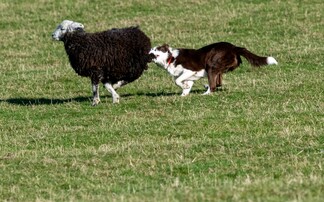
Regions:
[[52, 20, 84, 41]]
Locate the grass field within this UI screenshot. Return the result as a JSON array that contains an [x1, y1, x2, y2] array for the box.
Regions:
[[0, 0, 323, 201]]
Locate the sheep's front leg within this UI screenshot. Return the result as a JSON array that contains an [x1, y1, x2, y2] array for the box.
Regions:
[[91, 83, 100, 106], [175, 70, 195, 96], [104, 83, 120, 103]]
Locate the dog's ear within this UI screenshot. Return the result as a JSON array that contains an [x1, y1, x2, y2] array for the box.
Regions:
[[160, 44, 170, 52], [162, 43, 169, 48]]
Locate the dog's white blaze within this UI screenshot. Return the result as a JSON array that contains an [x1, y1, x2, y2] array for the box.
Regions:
[[266, 57, 278, 65]]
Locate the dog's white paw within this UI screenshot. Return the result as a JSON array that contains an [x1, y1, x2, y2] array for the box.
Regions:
[[202, 89, 211, 95], [181, 90, 190, 96]]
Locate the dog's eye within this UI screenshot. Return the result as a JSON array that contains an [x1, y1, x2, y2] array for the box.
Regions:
[[156, 55, 159, 57]]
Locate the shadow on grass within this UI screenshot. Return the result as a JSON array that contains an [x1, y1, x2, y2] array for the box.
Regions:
[[1, 96, 91, 106], [0, 88, 226, 106], [0, 91, 180, 106]]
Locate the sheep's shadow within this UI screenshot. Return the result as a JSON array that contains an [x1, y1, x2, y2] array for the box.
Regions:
[[1, 96, 91, 106], [0, 91, 181, 106]]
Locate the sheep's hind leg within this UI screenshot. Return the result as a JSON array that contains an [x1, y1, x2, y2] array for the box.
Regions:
[[112, 80, 126, 90], [92, 83, 100, 106], [104, 83, 120, 103]]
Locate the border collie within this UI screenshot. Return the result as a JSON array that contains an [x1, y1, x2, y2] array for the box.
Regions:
[[149, 42, 277, 96]]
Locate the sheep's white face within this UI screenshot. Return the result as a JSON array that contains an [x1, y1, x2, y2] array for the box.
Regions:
[[52, 20, 84, 41]]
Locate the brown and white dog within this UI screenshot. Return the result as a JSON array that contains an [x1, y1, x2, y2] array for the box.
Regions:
[[149, 42, 278, 96]]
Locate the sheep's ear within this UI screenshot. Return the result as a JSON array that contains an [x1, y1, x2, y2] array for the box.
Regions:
[[76, 27, 84, 32]]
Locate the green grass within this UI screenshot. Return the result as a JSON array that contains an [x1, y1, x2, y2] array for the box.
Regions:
[[0, 0, 323, 201]]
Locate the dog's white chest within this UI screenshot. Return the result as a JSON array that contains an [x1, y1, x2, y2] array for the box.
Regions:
[[167, 64, 184, 76]]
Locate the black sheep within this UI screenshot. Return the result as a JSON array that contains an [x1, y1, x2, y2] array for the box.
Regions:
[[52, 20, 152, 105]]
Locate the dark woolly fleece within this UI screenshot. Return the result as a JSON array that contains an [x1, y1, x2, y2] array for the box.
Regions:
[[62, 26, 152, 86]]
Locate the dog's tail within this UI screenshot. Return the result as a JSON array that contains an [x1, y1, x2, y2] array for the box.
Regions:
[[235, 47, 278, 67]]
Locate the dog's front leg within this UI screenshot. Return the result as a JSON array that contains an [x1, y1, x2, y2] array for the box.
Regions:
[[175, 69, 195, 96], [181, 80, 194, 96]]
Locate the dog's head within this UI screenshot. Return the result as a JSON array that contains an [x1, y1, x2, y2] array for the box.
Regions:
[[149, 44, 178, 68]]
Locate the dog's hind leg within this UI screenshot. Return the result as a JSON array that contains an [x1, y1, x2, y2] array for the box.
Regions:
[[216, 73, 222, 87], [202, 85, 211, 95], [207, 67, 221, 93]]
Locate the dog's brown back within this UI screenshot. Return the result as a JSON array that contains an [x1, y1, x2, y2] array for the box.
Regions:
[[171, 42, 276, 91], [174, 42, 268, 71]]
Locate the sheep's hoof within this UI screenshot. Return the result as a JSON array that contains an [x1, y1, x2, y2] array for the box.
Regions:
[[112, 96, 120, 104], [92, 98, 100, 106]]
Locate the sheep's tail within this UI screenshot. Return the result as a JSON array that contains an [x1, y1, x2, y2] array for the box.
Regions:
[[235, 47, 278, 67]]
